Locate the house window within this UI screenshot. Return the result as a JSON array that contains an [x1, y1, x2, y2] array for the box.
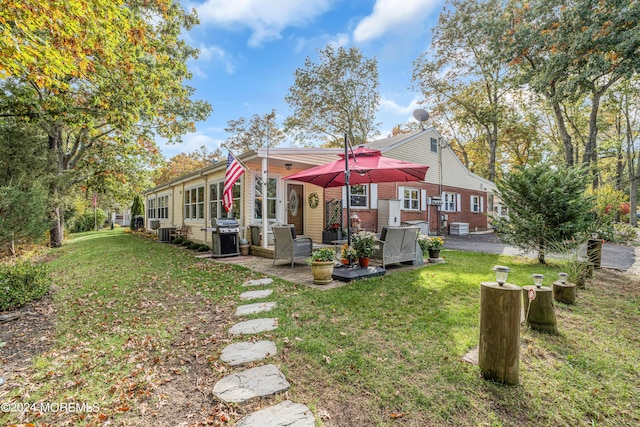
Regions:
[[430, 137, 438, 153], [210, 181, 241, 220], [184, 186, 205, 220], [471, 196, 481, 213], [157, 195, 169, 219], [350, 185, 368, 208], [254, 177, 277, 220], [147, 198, 156, 219], [403, 188, 420, 210], [443, 192, 457, 212]]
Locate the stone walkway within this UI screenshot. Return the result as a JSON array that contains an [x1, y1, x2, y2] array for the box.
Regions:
[[213, 277, 315, 426]]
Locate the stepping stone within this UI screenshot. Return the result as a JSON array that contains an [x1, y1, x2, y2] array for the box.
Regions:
[[236, 400, 315, 427], [244, 278, 273, 287], [213, 364, 290, 403], [220, 340, 277, 366], [462, 347, 478, 365], [236, 302, 277, 316], [240, 289, 273, 300], [229, 318, 278, 335]]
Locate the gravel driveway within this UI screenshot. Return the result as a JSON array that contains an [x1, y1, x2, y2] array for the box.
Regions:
[[443, 232, 637, 272]]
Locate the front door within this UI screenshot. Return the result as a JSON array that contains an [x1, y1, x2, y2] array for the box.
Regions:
[[287, 183, 304, 236]]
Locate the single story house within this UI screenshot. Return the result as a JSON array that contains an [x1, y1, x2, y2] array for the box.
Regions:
[[143, 127, 500, 249]]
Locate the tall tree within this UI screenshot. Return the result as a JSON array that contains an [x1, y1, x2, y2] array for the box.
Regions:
[[1, 0, 211, 247], [284, 45, 380, 147], [413, 0, 512, 181], [502, 0, 640, 181], [154, 145, 223, 185], [224, 111, 285, 153]]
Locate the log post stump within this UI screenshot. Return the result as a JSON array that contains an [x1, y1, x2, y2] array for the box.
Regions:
[[552, 281, 577, 305], [479, 282, 521, 385], [522, 286, 558, 334]]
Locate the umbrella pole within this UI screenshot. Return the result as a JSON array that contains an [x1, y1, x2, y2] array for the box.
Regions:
[[345, 133, 352, 263]]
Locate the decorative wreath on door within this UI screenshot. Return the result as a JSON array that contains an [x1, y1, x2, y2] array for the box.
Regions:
[[308, 192, 319, 209]]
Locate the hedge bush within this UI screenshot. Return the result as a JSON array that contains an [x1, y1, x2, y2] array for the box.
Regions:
[[197, 244, 210, 252], [0, 260, 49, 311], [71, 210, 107, 233]]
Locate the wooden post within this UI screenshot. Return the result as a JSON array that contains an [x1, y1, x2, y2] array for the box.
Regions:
[[552, 281, 577, 305], [479, 282, 521, 385], [522, 286, 558, 334]]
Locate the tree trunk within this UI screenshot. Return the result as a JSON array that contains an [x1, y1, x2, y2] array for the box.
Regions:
[[49, 205, 64, 248], [583, 90, 602, 188], [479, 282, 521, 385], [522, 286, 558, 334], [552, 281, 577, 305], [550, 100, 573, 167], [48, 129, 65, 248]]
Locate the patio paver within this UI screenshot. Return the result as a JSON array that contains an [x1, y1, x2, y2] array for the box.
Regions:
[[244, 278, 274, 287]]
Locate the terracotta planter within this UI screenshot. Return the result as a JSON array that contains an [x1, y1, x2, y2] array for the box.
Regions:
[[311, 260, 334, 284], [358, 257, 370, 267]]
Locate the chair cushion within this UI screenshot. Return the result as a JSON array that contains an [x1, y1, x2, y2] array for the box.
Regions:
[[380, 226, 389, 241]]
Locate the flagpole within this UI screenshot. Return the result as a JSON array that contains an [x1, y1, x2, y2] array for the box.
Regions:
[[221, 144, 261, 183]]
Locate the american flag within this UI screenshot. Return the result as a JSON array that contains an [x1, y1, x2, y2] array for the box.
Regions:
[[223, 153, 244, 212]]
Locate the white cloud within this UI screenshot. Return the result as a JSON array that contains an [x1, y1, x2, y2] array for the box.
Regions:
[[353, 0, 439, 43], [379, 95, 422, 116], [194, 0, 336, 47], [293, 32, 350, 53], [159, 132, 224, 159]]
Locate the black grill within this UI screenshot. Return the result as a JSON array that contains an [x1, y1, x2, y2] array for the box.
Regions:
[[209, 218, 240, 257]]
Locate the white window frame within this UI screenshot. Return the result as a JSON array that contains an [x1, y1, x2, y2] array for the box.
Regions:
[[430, 137, 438, 153], [210, 181, 242, 221], [253, 177, 277, 221], [471, 195, 480, 213], [443, 192, 457, 212], [147, 197, 156, 219], [349, 184, 368, 208], [402, 187, 420, 211], [157, 194, 169, 219], [184, 185, 205, 221]]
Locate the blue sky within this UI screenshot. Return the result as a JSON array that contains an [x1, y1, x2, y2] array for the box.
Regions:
[[161, 0, 444, 158]]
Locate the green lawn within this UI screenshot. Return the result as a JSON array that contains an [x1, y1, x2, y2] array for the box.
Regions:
[[2, 228, 638, 426]]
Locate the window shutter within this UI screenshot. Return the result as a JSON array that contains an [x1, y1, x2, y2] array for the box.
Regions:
[[398, 186, 405, 209], [342, 186, 347, 206], [470, 195, 474, 212], [480, 196, 484, 213], [456, 193, 461, 212], [421, 190, 427, 210], [370, 184, 378, 209]]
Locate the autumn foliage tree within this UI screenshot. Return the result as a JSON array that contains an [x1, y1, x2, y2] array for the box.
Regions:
[[0, 0, 211, 247]]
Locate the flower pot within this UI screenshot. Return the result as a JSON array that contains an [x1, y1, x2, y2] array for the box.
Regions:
[[239, 244, 250, 256], [311, 260, 334, 284], [428, 249, 441, 259], [341, 258, 350, 265], [358, 257, 370, 267]]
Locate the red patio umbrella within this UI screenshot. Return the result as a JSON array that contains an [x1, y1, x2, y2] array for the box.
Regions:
[[284, 146, 429, 188], [284, 143, 429, 256]]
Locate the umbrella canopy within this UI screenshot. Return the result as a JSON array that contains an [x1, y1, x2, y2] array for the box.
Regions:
[[284, 146, 429, 188]]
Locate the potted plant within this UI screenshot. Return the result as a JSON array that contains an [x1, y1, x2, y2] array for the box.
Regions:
[[340, 243, 357, 265], [322, 222, 343, 244], [352, 231, 377, 267], [307, 247, 336, 284], [424, 236, 444, 259]]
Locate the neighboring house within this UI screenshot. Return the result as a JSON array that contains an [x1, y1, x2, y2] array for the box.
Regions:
[[143, 127, 500, 248]]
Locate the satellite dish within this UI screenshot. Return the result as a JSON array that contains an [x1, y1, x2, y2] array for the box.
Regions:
[[413, 109, 429, 129]]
